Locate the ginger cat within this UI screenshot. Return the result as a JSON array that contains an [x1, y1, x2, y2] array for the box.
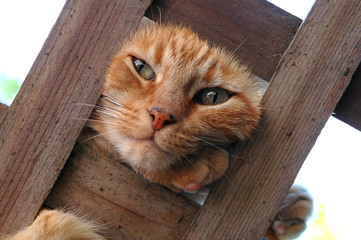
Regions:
[[87, 23, 261, 193], [3, 24, 312, 240]]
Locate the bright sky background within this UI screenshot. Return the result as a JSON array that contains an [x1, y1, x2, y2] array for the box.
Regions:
[[0, 0, 66, 80], [0, 1, 360, 239], [268, 0, 316, 19]]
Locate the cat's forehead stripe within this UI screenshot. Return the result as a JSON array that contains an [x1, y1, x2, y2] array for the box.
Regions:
[[124, 24, 255, 94], [202, 60, 218, 83], [154, 41, 164, 66]]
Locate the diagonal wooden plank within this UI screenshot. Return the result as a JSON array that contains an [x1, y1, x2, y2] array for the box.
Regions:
[[0, 0, 152, 233], [184, 0, 361, 239]]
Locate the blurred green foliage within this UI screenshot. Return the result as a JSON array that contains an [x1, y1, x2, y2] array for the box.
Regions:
[[310, 205, 339, 240], [0, 73, 21, 105]]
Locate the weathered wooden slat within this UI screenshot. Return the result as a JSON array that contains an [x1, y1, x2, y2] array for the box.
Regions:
[[145, 0, 301, 81], [0, 0, 152, 233], [0, 103, 7, 120], [334, 63, 361, 131], [45, 142, 200, 240], [184, 0, 361, 239]]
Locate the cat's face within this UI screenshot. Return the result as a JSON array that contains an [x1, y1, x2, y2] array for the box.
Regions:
[[90, 24, 260, 171]]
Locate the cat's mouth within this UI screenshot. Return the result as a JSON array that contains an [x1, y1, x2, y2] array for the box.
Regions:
[[132, 136, 170, 155], [122, 135, 180, 171]]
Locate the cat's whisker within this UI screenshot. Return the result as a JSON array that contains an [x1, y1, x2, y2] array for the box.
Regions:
[[158, 150, 175, 170], [167, 0, 179, 20], [191, 151, 227, 177], [182, 154, 199, 173], [78, 130, 117, 144], [94, 109, 119, 119], [192, 136, 241, 160], [101, 96, 127, 109], [179, 140, 216, 181], [74, 103, 97, 108], [218, 34, 251, 70], [219, 172, 243, 200], [179, 154, 207, 188], [193, 154, 243, 201], [230, 34, 250, 57], [196, 134, 228, 145], [94, 105, 124, 114], [74, 103, 124, 116], [179, 139, 201, 152], [73, 118, 123, 127]]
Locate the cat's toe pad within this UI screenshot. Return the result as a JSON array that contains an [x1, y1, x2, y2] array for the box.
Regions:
[[169, 162, 210, 192], [184, 183, 202, 192], [270, 185, 313, 239]]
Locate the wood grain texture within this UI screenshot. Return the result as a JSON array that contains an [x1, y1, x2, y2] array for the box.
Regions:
[[184, 0, 361, 239], [0, 103, 7, 120], [45, 142, 199, 240], [0, 0, 152, 233], [145, 0, 301, 81]]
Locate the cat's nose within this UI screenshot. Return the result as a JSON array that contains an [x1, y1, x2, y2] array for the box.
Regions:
[[149, 107, 175, 131]]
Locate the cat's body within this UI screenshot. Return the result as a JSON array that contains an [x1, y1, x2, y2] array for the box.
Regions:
[[3, 24, 312, 240]]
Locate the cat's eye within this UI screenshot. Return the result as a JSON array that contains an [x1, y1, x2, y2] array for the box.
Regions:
[[132, 57, 155, 81], [195, 87, 232, 105]]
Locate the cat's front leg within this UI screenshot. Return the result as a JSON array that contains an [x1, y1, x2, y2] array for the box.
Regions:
[[135, 148, 229, 192], [5, 209, 106, 240]]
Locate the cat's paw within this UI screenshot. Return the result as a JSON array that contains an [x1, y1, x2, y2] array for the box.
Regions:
[[137, 149, 229, 193], [268, 185, 313, 240], [169, 150, 229, 192], [9, 209, 106, 240]]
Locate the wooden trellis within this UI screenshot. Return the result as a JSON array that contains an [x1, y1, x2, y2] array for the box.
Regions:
[[0, 0, 360, 239]]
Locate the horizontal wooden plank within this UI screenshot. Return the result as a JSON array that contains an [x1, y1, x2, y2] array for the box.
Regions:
[[0, 0, 152, 233], [184, 0, 361, 239], [334, 63, 361, 131], [45, 141, 200, 240], [145, 0, 301, 81]]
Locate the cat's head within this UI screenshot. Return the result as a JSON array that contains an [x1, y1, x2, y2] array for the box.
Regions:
[[89, 24, 261, 171]]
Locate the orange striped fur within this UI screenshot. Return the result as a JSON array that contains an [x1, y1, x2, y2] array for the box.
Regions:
[[88, 24, 261, 192]]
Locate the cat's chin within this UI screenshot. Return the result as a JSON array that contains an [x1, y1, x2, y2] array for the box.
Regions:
[[117, 137, 179, 171]]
